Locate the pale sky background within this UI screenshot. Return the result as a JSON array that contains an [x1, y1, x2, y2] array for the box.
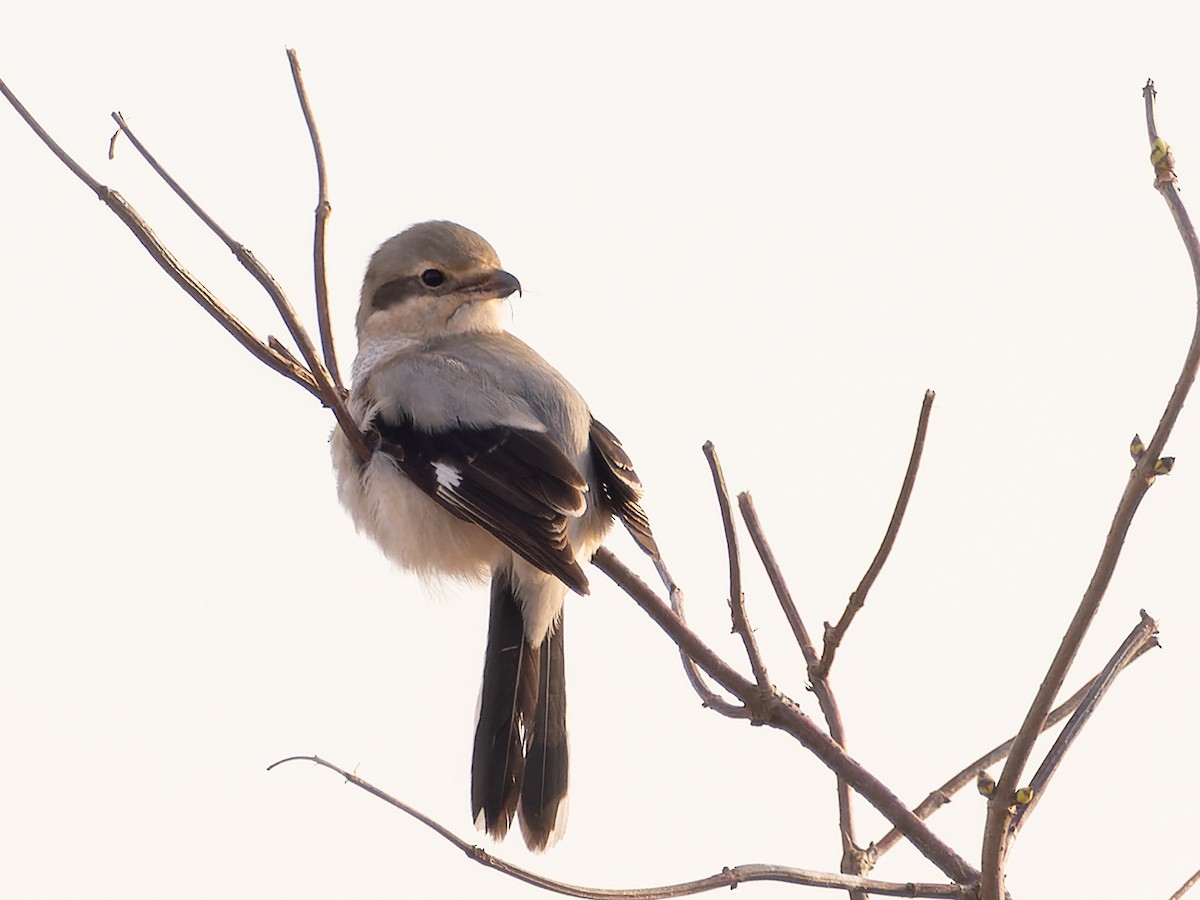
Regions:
[[3, 3, 1199, 898]]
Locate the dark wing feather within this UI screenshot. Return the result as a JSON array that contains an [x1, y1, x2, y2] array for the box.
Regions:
[[589, 417, 659, 558], [371, 415, 591, 594]]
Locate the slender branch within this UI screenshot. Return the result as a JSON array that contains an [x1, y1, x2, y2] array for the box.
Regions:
[[702, 442, 771, 701], [1, 75, 101, 193], [108, 111, 370, 464], [0, 75, 324, 401], [593, 548, 979, 886], [981, 81, 1200, 900], [874, 625, 1157, 857], [738, 492, 871, 891], [269, 756, 968, 899], [819, 389, 935, 677], [1011, 611, 1159, 835], [1170, 867, 1200, 900], [649, 556, 749, 718], [286, 48, 342, 391]]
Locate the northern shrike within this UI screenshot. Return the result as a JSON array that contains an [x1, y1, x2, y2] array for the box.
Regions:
[[331, 221, 657, 851]]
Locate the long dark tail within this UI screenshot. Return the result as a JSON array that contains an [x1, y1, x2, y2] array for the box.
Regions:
[[471, 567, 568, 851]]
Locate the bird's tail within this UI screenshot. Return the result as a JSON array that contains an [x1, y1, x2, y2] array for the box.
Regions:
[[471, 566, 568, 851]]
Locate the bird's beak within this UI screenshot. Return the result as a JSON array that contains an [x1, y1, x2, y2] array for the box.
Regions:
[[464, 268, 522, 300]]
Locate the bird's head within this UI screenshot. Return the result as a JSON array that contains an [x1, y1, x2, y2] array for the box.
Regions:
[[357, 221, 522, 343]]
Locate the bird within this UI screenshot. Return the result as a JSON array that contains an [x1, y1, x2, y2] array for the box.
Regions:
[[331, 220, 657, 851]]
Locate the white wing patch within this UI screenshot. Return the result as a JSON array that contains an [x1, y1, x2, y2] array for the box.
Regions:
[[433, 460, 463, 489]]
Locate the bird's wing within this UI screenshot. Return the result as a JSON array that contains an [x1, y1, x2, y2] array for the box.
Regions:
[[371, 414, 592, 595], [589, 417, 659, 558]]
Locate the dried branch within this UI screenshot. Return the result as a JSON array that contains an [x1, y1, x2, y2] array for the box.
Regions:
[[980, 82, 1200, 900], [107, 111, 369, 463], [819, 389, 935, 677], [1170, 867, 1200, 900], [592, 548, 979, 886], [738, 492, 872, 891], [650, 556, 749, 718], [286, 48, 342, 391], [702, 442, 771, 703], [0, 76, 325, 402], [268, 756, 968, 899], [1011, 610, 1159, 835], [873, 622, 1157, 857]]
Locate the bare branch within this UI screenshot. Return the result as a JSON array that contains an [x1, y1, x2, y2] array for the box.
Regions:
[[1, 74, 103, 193], [650, 556, 748, 717], [738, 492, 872, 890], [0, 75, 325, 401], [269, 756, 968, 899], [981, 82, 1200, 899], [1011, 611, 1159, 835], [593, 548, 979, 886], [285, 48, 342, 391], [702, 442, 771, 701], [819, 389, 935, 677], [874, 623, 1157, 857], [1170, 867, 1200, 900], [108, 111, 370, 463]]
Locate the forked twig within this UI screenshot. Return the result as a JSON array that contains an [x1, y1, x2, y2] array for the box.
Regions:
[[268, 755, 969, 899], [980, 82, 1200, 899], [592, 548, 979, 886], [107, 109, 368, 463], [0, 76, 324, 402]]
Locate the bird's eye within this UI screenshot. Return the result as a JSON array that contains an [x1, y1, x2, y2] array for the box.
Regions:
[[420, 269, 446, 287]]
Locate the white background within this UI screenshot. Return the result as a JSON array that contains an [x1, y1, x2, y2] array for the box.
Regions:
[[3, 3, 1198, 897]]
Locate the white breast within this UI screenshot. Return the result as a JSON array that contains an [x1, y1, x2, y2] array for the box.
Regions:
[[330, 426, 508, 580]]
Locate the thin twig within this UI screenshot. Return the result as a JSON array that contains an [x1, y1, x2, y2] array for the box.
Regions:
[[592, 548, 979, 886], [286, 48, 342, 391], [702, 442, 771, 703], [1170, 866, 1200, 900], [1011, 610, 1159, 835], [738, 493, 872, 892], [109, 111, 369, 463], [874, 627, 1157, 857], [650, 557, 748, 717], [269, 755, 968, 899], [819, 389, 935, 677], [980, 82, 1200, 900], [0, 75, 324, 401]]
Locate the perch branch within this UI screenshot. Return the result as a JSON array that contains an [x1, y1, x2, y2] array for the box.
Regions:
[[819, 389, 935, 677], [980, 81, 1200, 900], [268, 756, 968, 899], [593, 548, 979, 886]]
